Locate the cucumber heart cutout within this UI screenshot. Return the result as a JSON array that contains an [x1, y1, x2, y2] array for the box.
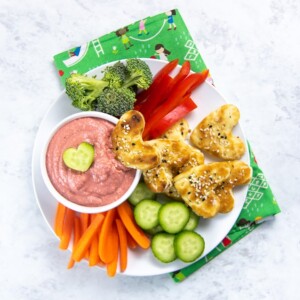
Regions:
[[62, 142, 95, 172]]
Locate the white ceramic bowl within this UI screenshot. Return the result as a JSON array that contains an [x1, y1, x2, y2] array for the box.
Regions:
[[40, 111, 141, 214]]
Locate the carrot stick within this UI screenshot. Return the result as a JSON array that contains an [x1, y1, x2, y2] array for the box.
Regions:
[[67, 215, 81, 269], [54, 202, 66, 238], [79, 213, 90, 234], [59, 208, 75, 250], [88, 214, 102, 267], [117, 202, 150, 249], [126, 231, 138, 249], [106, 223, 119, 277], [99, 208, 117, 263], [72, 213, 105, 262], [116, 218, 128, 272]]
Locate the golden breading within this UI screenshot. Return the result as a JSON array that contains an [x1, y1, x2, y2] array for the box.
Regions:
[[174, 162, 231, 218], [217, 161, 252, 213], [159, 119, 190, 140], [143, 139, 204, 199], [111, 110, 160, 170], [190, 104, 246, 160]]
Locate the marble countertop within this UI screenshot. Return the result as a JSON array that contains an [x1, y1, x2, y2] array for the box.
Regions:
[[1, 0, 299, 299]]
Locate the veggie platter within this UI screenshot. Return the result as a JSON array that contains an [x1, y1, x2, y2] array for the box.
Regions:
[[32, 58, 250, 277]]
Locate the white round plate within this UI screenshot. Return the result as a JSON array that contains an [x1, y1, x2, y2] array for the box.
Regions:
[[32, 58, 250, 276]]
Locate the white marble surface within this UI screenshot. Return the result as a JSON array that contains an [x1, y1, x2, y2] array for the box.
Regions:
[[1, 0, 300, 299]]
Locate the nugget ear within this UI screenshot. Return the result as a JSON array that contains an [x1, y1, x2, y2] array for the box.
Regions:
[[112, 110, 160, 170], [190, 104, 246, 160]]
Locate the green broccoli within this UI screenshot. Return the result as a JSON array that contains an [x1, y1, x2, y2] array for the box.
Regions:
[[96, 87, 136, 117], [65, 73, 109, 111], [102, 61, 129, 88], [123, 58, 153, 90]]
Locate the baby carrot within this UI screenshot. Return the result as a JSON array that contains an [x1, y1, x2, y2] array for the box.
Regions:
[[67, 215, 81, 269], [54, 202, 66, 238], [88, 215, 102, 267], [72, 213, 105, 262], [59, 208, 75, 250], [99, 208, 117, 263], [116, 218, 128, 272], [117, 202, 150, 249], [106, 223, 119, 277]]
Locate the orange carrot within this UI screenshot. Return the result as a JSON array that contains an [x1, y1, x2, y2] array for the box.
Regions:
[[117, 202, 150, 249], [88, 214, 102, 267], [67, 215, 81, 269], [106, 223, 119, 277], [54, 202, 66, 238], [79, 213, 90, 234], [72, 213, 105, 262], [59, 208, 75, 250], [99, 208, 117, 263], [126, 231, 138, 249], [116, 218, 128, 272]]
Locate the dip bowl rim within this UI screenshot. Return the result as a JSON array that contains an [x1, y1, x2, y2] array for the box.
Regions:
[[40, 111, 142, 214]]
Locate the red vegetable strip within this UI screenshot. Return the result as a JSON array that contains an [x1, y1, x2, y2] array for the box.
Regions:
[[138, 75, 173, 121], [143, 70, 208, 139], [149, 97, 198, 139], [168, 60, 191, 91], [135, 59, 179, 104]]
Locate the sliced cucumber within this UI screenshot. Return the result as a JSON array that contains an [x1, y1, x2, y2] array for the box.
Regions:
[[158, 202, 189, 234], [62, 142, 94, 172], [183, 210, 200, 231], [146, 224, 163, 236], [174, 230, 205, 263], [151, 233, 176, 263], [134, 200, 161, 230], [128, 182, 156, 206]]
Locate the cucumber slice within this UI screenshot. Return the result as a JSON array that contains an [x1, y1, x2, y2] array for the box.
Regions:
[[183, 210, 200, 231], [146, 224, 163, 236], [134, 200, 161, 230], [174, 230, 205, 263], [151, 233, 176, 263], [128, 182, 156, 206], [158, 202, 189, 234], [62, 142, 94, 172]]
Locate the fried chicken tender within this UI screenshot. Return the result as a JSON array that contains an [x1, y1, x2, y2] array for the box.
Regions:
[[190, 104, 246, 160]]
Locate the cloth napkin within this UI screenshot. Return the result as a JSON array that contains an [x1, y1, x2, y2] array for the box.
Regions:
[[53, 8, 281, 282]]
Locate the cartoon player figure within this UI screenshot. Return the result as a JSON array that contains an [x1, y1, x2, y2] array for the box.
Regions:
[[116, 27, 133, 50], [69, 46, 81, 57], [138, 19, 149, 36], [155, 44, 171, 61], [165, 10, 177, 30]]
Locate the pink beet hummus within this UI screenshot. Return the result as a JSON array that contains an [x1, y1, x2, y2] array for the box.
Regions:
[[46, 117, 136, 207]]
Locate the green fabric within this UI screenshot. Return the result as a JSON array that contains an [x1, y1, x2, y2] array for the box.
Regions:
[[53, 8, 280, 282]]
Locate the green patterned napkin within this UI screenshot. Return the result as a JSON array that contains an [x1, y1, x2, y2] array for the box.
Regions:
[[53, 8, 280, 282]]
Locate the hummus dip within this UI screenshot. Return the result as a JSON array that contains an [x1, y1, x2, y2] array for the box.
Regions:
[[46, 117, 136, 207]]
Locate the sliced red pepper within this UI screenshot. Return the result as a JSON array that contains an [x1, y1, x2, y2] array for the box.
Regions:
[[168, 61, 191, 91], [135, 59, 179, 104], [149, 96, 198, 139], [139, 75, 173, 121], [142, 69, 209, 139]]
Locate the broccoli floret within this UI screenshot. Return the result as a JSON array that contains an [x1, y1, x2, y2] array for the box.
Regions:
[[102, 61, 129, 88], [123, 58, 153, 90], [65, 73, 109, 111], [96, 87, 136, 117]]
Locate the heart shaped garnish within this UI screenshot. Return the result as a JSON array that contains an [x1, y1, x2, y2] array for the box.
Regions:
[[62, 142, 95, 172]]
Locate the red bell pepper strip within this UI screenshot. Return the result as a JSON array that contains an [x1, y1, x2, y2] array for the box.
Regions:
[[142, 69, 209, 139], [139, 61, 191, 121], [149, 96, 198, 139], [135, 59, 179, 104], [139, 75, 173, 121]]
